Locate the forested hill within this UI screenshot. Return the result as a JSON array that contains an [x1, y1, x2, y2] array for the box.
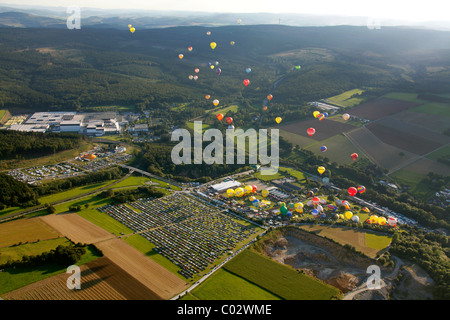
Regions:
[[1, 25, 450, 112]]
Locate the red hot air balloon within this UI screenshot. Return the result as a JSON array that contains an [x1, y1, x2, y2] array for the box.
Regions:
[[226, 117, 233, 125], [348, 187, 358, 197], [217, 113, 224, 121], [312, 197, 320, 205], [243, 79, 250, 86], [267, 94, 273, 101], [307, 127, 316, 137], [351, 153, 359, 161]]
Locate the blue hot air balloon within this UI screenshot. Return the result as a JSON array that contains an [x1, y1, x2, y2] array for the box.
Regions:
[[245, 67, 251, 74], [320, 146, 327, 152]]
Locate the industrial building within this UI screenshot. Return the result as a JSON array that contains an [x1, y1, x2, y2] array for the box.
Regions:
[[9, 111, 125, 136]]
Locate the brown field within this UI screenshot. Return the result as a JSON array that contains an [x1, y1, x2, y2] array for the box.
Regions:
[[39, 213, 187, 299], [277, 118, 355, 141], [366, 121, 445, 155], [3, 257, 162, 300], [349, 97, 420, 120], [401, 158, 450, 176], [0, 218, 60, 248], [391, 111, 450, 134], [346, 127, 418, 171]]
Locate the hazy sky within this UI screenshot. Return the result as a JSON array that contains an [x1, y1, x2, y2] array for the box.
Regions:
[[1, 0, 449, 22]]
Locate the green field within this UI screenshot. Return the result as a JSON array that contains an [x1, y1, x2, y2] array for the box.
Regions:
[[365, 233, 393, 250], [277, 129, 316, 148], [207, 104, 239, 116], [304, 134, 359, 165], [188, 269, 281, 300], [390, 169, 438, 200], [0, 243, 102, 296], [411, 102, 450, 118], [223, 249, 341, 300], [0, 109, 7, 124], [186, 121, 212, 132], [106, 175, 152, 189], [383, 92, 421, 103], [326, 88, 365, 108], [426, 144, 450, 161]]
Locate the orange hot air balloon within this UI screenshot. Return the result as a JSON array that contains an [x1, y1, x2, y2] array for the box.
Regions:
[[226, 117, 233, 125], [307, 127, 315, 136], [267, 94, 273, 101], [263, 106, 268, 111], [205, 94, 211, 100], [178, 54, 184, 59], [188, 46, 193, 51], [217, 113, 224, 121], [243, 79, 250, 86], [195, 68, 200, 73]]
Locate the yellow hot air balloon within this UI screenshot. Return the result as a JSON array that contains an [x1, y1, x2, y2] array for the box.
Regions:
[[275, 117, 282, 124], [317, 166, 326, 175], [226, 189, 235, 197], [339, 214, 344, 220], [230, 41, 235, 46], [362, 207, 370, 213], [295, 202, 304, 213], [178, 54, 184, 59], [213, 99, 219, 106], [313, 111, 320, 118], [235, 187, 244, 197], [130, 27, 135, 33], [344, 211, 353, 220], [249, 196, 256, 202], [378, 216, 387, 225], [262, 189, 269, 197], [370, 215, 379, 224], [210, 42, 217, 50], [244, 185, 253, 194]]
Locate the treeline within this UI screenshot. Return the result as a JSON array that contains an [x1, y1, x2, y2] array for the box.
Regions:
[[0, 131, 87, 160], [33, 166, 127, 197], [0, 172, 39, 209], [99, 186, 165, 204], [390, 228, 450, 299], [0, 243, 90, 269]]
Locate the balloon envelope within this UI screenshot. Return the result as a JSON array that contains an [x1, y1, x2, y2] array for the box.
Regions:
[[243, 79, 250, 86], [348, 187, 357, 197], [216, 68, 222, 75], [235, 187, 244, 197], [357, 185, 366, 193], [226, 117, 233, 125], [318, 113, 325, 121], [317, 166, 326, 175], [343, 113, 350, 120], [210, 42, 217, 49], [388, 216, 397, 227], [178, 54, 184, 59], [262, 189, 269, 197], [313, 111, 320, 118], [217, 113, 224, 121], [188, 46, 193, 51], [230, 41, 235, 45], [205, 95, 210, 100], [130, 27, 135, 33], [246, 68, 252, 74], [267, 94, 273, 101], [351, 215, 360, 222], [312, 209, 319, 216], [295, 65, 301, 70], [307, 128, 316, 136], [244, 185, 253, 194], [320, 146, 327, 152], [370, 215, 379, 224], [351, 153, 359, 161], [312, 197, 320, 204], [344, 211, 353, 220], [275, 117, 282, 124], [226, 189, 234, 197], [213, 99, 219, 106]]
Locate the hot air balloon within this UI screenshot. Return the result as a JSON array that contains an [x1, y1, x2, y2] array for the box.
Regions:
[[317, 204, 323, 213], [362, 207, 370, 213], [215, 68, 222, 75], [351, 215, 360, 223], [188, 46, 193, 51], [249, 196, 256, 202], [245, 68, 251, 74], [307, 190, 314, 197], [344, 211, 353, 220], [263, 106, 268, 111], [226, 189, 234, 197], [351, 153, 359, 161], [323, 112, 329, 118], [378, 217, 387, 225], [206, 31, 211, 35], [252, 199, 260, 207], [244, 185, 253, 194], [295, 65, 301, 70], [295, 203, 304, 212], [205, 94, 211, 100], [312, 197, 320, 205], [339, 214, 345, 220], [193, 75, 198, 80], [188, 75, 194, 80], [237, 18, 242, 24], [275, 117, 282, 124], [388, 216, 397, 227], [210, 65, 215, 70], [128, 24, 132, 28], [178, 54, 184, 59], [235, 187, 244, 197], [318, 113, 325, 121], [230, 41, 235, 46], [210, 42, 217, 50], [213, 99, 219, 106], [327, 204, 337, 212], [217, 113, 224, 121], [280, 205, 288, 216], [343, 113, 350, 121], [226, 117, 233, 125], [307, 128, 316, 137], [267, 94, 273, 101], [317, 166, 326, 175], [243, 79, 250, 86], [313, 111, 320, 118], [322, 177, 330, 184], [369, 215, 379, 224], [130, 27, 135, 33], [262, 189, 269, 197], [320, 146, 327, 152], [343, 201, 351, 210], [357, 185, 366, 194], [215, 61, 219, 66], [252, 185, 257, 193], [312, 209, 319, 217], [194, 68, 200, 73], [348, 187, 357, 197]]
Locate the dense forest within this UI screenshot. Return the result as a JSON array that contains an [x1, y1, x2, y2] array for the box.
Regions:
[[0, 131, 87, 160], [0, 172, 38, 209]]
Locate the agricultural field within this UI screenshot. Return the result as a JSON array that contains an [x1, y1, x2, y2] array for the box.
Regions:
[[187, 269, 281, 300], [410, 102, 450, 118], [325, 88, 366, 108], [390, 110, 450, 134], [277, 118, 355, 142], [304, 133, 361, 165], [346, 127, 418, 172], [206, 104, 239, 116], [223, 249, 341, 300], [298, 224, 392, 258], [349, 97, 420, 120]]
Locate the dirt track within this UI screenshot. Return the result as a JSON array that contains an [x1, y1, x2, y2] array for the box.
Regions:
[[39, 213, 187, 300]]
